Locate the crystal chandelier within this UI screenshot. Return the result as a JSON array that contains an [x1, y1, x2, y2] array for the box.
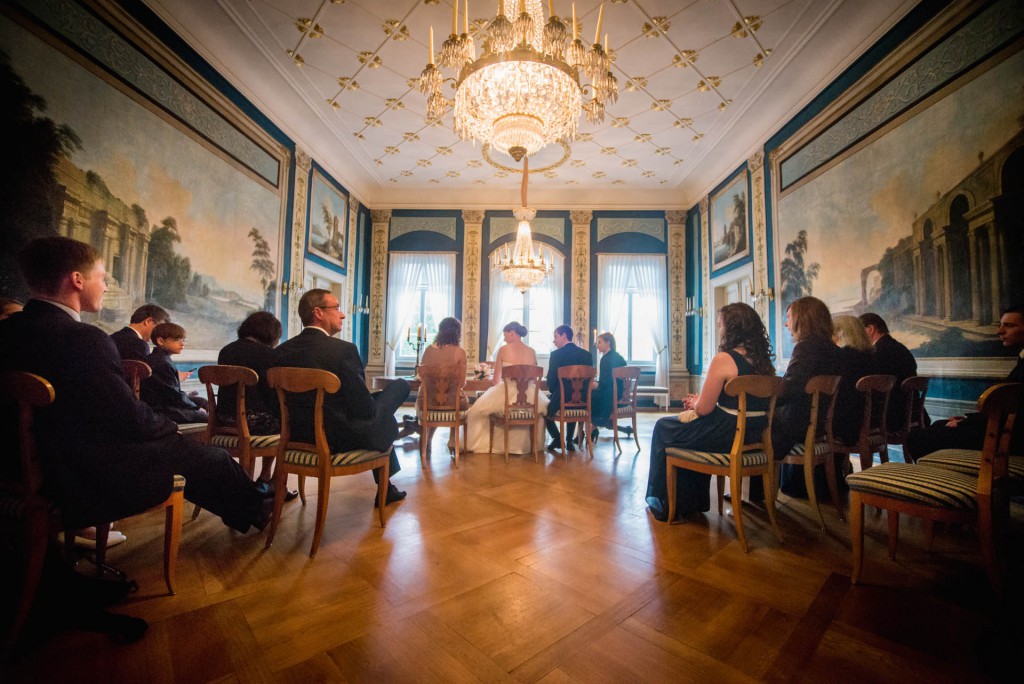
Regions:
[[491, 157, 554, 293], [419, 0, 617, 162]]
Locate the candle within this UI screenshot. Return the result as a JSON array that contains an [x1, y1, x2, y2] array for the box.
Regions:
[[594, 3, 603, 44], [429, 26, 434, 64], [464, 0, 469, 34], [407, 325, 411, 343], [549, 0, 554, 17], [453, 0, 458, 35], [604, 33, 608, 52], [572, 3, 577, 39], [593, 328, 597, 344]]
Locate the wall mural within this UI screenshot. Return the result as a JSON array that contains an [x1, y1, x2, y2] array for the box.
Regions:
[[0, 5, 287, 354], [709, 170, 749, 272], [307, 169, 348, 271], [774, 36, 1024, 361]]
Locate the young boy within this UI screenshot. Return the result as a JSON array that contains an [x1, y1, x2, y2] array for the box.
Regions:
[[140, 322, 208, 424]]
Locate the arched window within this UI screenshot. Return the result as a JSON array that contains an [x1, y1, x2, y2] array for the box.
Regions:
[[384, 252, 456, 375]]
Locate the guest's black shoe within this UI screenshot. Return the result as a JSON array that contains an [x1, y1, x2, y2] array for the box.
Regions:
[[284, 489, 300, 502], [252, 496, 275, 532], [566, 439, 577, 452], [618, 425, 633, 436], [547, 439, 561, 451], [590, 428, 599, 443], [374, 483, 407, 507]]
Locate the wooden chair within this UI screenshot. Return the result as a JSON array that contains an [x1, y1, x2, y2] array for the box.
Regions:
[[888, 376, 929, 462], [265, 367, 391, 558], [121, 359, 151, 397], [417, 362, 468, 468], [777, 375, 843, 530], [610, 366, 641, 454], [832, 374, 896, 473], [665, 375, 785, 553], [552, 365, 597, 455], [848, 382, 1020, 594], [488, 364, 544, 463]]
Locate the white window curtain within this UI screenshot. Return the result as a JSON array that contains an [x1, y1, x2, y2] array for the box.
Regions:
[[597, 254, 669, 407], [385, 252, 455, 376], [486, 250, 564, 360]]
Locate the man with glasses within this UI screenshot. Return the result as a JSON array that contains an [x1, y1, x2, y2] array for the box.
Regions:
[[273, 288, 410, 505]]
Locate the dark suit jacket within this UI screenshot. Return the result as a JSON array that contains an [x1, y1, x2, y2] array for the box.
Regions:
[[546, 342, 594, 413], [110, 326, 150, 360], [873, 334, 918, 429], [272, 327, 395, 452], [592, 350, 626, 424], [141, 347, 204, 423], [217, 337, 279, 419], [0, 300, 177, 527]]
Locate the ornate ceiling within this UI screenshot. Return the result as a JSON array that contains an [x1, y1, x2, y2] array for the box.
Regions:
[[144, 0, 916, 209]]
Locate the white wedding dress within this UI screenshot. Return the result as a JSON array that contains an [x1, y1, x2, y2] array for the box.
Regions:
[[464, 379, 549, 454]]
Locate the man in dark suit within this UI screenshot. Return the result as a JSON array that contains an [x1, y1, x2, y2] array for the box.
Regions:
[[272, 288, 410, 505], [544, 324, 594, 451], [904, 304, 1024, 461], [0, 237, 270, 533], [859, 312, 918, 431], [110, 303, 169, 360]]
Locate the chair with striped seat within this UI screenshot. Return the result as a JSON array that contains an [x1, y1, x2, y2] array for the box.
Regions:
[[265, 367, 391, 558], [889, 376, 929, 462], [488, 364, 544, 463], [847, 382, 1020, 593], [417, 362, 468, 468], [777, 375, 843, 529], [833, 374, 896, 473], [552, 364, 597, 456], [665, 375, 786, 553], [610, 366, 642, 454]]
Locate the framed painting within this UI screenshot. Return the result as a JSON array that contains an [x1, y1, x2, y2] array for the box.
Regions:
[[771, 0, 1023, 367], [307, 169, 348, 271], [0, 0, 289, 357], [709, 170, 750, 272]]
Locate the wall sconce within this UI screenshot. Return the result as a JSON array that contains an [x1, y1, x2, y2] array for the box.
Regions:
[[281, 281, 304, 297], [684, 296, 703, 318], [353, 294, 370, 316], [749, 287, 775, 304]]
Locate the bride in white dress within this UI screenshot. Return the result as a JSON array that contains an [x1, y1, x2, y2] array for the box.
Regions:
[[464, 321, 549, 454]]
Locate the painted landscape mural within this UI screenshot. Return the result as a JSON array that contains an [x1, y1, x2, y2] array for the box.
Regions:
[[0, 14, 283, 352], [776, 48, 1024, 358]]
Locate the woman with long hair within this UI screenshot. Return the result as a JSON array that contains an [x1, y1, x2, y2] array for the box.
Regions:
[[645, 303, 775, 521], [464, 321, 548, 454], [418, 316, 469, 411]]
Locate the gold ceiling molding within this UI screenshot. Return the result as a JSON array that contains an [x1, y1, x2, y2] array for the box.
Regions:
[[654, 147, 671, 155], [753, 50, 773, 67], [384, 146, 399, 155], [622, 159, 637, 167], [641, 17, 671, 38], [600, 146, 617, 155], [697, 77, 721, 91], [732, 16, 763, 38], [382, 20, 409, 41], [570, 159, 585, 167], [402, 132, 419, 142], [611, 116, 630, 128], [358, 52, 382, 68], [673, 50, 697, 67], [624, 76, 647, 91], [466, 159, 482, 168], [363, 116, 381, 127], [592, 171, 606, 178], [634, 133, 651, 142], [384, 98, 404, 110], [650, 99, 672, 111], [481, 141, 570, 173], [337, 77, 359, 90], [296, 19, 323, 39]]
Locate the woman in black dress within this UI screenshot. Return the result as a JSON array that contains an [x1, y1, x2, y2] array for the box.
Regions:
[[590, 331, 626, 440], [645, 303, 775, 521]]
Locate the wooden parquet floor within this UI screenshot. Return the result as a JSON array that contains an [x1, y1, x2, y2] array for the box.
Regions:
[[4, 412, 1022, 682]]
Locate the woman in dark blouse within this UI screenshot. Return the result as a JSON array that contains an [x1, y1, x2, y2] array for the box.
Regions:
[[590, 331, 626, 440]]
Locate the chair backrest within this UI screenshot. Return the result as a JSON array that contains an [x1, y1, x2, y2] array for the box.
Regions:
[[854, 374, 896, 437], [901, 375, 929, 434], [267, 367, 340, 455], [198, 364, 258, 432], [975, 382, 1021, 496], [418, 362, 465, 413], [557, 365, 597, 411], [612, 366, 641, 410], [804, 375, 841, 447], [723, 375, 786, 457], [121, 359, 152, 399], [0, 371, 55, 498], [501, 364, 544, 410]]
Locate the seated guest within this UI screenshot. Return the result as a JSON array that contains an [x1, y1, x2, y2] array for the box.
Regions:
[[905, 305, 1024, 461], [0, 296, 23, 320], [833, 314, 875, 424], [0, 237, 271, 534], [645, 303, 775, 521], [544, 325, 593, 451], [110, 303, 169, 361], [140, 322, 209, 425], [218, 311, 294, 495], [858, 311, 919, 432], [417, 317, 469, 451], [768, 298, 863, 500], [272, 289, 410, 505], [590, 331, 626, 442]]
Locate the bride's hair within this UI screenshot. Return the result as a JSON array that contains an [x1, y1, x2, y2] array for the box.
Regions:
[[503, 321, 528, 338]]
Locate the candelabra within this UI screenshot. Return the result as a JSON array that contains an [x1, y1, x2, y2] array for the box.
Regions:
[[408, 324, 428, 377], [353, 294, 370, 316], [684, 296, 703, 318], [749, 287, 775, 304]]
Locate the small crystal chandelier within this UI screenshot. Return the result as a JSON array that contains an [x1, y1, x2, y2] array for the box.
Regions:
[[419, 0, 617, 162], [491, 157, 554, 293]]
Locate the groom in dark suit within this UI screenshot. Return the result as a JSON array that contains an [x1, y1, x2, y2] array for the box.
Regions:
[[544, 324, 593, 451], [272, 288, 410, 505], [0, 237, 270, 533]]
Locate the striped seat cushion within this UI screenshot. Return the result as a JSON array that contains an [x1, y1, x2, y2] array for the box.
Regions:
[[282, 447, 390, 468], [613, 406, 636, 416], [177, 423, 208, 437], [491, 408, 536, 421], [172, 474, 186, 491], [846, 462, 978, 509], [419, 410, 465, 422], [835, 432, 887, 450], [552, 408, 590, 419], [665, 448, 770, 468], [209, 434, 280, 450], [917, 449, 1024, 481], [788, 440, 832, 457]]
